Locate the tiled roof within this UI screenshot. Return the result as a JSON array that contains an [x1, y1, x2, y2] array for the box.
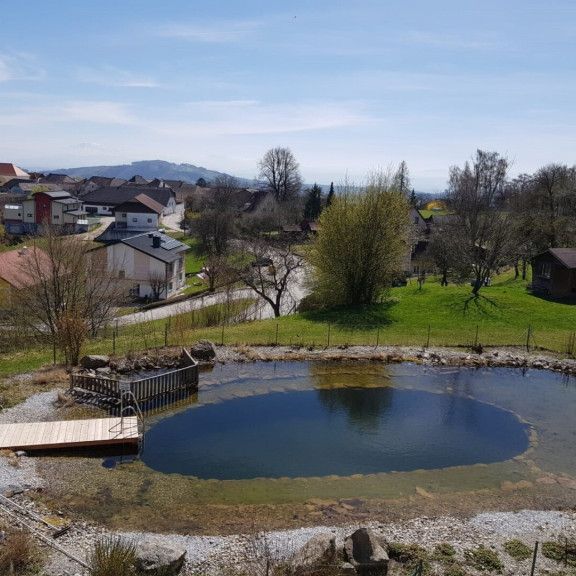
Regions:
[[114, 193, 164, 214], [0, 247, 51, 289], [82, 186, 174, 208], [0, 163, 30, 179]]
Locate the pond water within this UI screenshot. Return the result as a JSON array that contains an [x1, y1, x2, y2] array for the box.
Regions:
[[140, 362, 538, 480]]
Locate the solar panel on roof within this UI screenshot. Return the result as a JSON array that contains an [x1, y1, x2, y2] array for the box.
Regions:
[[161, 238, 181, 250]]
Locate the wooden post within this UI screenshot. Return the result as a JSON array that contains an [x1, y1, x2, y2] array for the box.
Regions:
[[474, 324, 479, 348], [530, 541, 538, 576], [426, 324, 431, 349], [327, 323, 331, 347], [376, 327, 380, 347], [526, 325, 532, 352]]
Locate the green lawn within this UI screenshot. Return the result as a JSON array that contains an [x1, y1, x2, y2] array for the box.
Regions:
[[1, 271, 575, 379]]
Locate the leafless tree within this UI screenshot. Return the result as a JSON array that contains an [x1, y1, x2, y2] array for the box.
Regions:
[[232, 241, 304, 318], [12, 226, 123, 365], [148, 270, 166, 301], [258, 147, 302, 203], [445, 150, 514, 294]]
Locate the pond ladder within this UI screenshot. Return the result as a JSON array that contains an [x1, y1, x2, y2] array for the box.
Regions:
[[109, 387, 146, 450]]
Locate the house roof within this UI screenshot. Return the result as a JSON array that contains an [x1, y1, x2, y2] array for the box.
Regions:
[[53, 197, 80, 205], [121, 232, 188, 264], [0, 247, 51, 289], [40, 173, 80, 184], [0, 163, 30, 179], [114, 193, 164, 215], [125, 175, 150, 185], [82, 186, 174, 208], [547, 248, 576, 269], [39, 190, 74, 199]]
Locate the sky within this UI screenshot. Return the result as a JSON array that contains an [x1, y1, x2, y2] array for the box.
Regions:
[[1, 1, 575, 192]]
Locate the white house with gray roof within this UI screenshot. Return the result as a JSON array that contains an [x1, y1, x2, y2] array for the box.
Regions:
[[90, 231, 188, 300]]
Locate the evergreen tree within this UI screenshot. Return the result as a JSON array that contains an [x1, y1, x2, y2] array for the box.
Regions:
[[304, 183, 323, 220], [326, 182, 335, 207]]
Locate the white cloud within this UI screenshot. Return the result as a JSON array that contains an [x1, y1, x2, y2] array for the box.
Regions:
[[157, 20, 262, 42], [0, 53, 44, 82], [77, 66, 159, 88]]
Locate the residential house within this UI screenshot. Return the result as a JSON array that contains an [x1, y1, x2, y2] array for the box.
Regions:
[[531, 248, 576, 298], [3, 190, 88, 235], [95, 193, 164, 243], [0, 163, 30, 185], [0, 246, 51, 309], [90, 231, 188, 300], [82, 186, 179, 216]]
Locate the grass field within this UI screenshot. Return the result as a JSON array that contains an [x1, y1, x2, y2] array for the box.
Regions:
[[1, 270, 575, 379]]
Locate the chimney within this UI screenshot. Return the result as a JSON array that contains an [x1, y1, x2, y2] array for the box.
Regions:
[[152, 235, 161, 248]]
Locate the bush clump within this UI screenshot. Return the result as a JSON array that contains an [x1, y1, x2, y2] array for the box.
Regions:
[[88, 536, 137, 576], [443, 564, 468, 576], [388, 542, 431, 574], [503, 539, 532, 561], [433, 543, 457, 563], [0, 529, 42, 575], [542, 539, 576, 566], [464, 545, 503, 573]]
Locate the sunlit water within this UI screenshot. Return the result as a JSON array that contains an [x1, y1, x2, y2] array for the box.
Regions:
[[140, 362, 538, 480]]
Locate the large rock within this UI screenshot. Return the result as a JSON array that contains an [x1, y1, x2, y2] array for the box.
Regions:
[[134, 540, 186, 575], [291, 533, 338, 575], [189, 340, 216, 361], [344, 528, 389, 576], [80, 355, 110, 369]]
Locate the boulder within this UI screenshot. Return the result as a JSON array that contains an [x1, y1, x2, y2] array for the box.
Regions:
[[134, 540, 186, 575], [291, 533, 338, 574], [189, 340, 216, 361], [344, 528, 389, 576], [80, 355, 110, 370]]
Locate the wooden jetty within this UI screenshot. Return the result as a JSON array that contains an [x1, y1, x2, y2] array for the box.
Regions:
[[0, 417, 140, 451]]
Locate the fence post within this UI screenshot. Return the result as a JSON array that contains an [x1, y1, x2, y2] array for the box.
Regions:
[[530, 541, 538, 576], [474, 324, 479, 348], [327, 323, 331, 347], [526, 324, 532, 352], [376, 327, 380, 347], [425, 324, 431, 349]]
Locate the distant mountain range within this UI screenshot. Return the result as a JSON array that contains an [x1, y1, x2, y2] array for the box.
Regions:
[[50, 159, 259, 187]]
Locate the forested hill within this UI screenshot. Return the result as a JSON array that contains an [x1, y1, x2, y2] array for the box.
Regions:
[[50, 159, 257, 186]]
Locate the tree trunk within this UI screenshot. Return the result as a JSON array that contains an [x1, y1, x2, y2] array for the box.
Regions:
[[521, 258, 527, 280], [514, 261, 519, 279]]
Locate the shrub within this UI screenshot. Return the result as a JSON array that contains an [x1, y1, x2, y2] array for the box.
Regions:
[[443, 564, 468, 576], [503, 539, 532, 561], [433, 543, 457, 563], [464, 545, 503, 573], [542, 540, 576, 566], [388, 542, 431, 574], [0, 529, 42, 574], [88, 536, 136, 576]]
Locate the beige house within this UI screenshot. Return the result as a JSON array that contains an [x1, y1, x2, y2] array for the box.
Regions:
[[91, 232, 188, 300]]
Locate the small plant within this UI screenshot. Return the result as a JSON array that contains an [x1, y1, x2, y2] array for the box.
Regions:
[[388, 542, 431, 574], [433, 543, 457, 563], [464, 545, 503, 573], [0, 528, 42, 575], [88, 536, 136, 576], [443, 564, 468, 576], [504, 539, 532, 561], [542, 539, 576, 566]]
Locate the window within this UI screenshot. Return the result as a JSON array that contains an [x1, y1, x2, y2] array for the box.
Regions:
[[119, 270, 126, 279], [53, 215, 59, 219], [122, 213, 127, 218], [168, 282, 173, 291], [147, 218, 152, 223], [540, 262, 552, 279], [27, 213, 33, 218], [132, 218, 138, 222]]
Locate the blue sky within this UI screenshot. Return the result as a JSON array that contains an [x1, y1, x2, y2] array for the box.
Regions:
[[1, 0, 575, 191]]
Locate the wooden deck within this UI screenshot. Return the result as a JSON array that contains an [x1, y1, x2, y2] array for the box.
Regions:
[[0, 417, 140, 451]]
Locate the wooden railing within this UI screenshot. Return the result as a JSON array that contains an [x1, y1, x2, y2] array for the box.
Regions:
[[70, 349, 199, 404]]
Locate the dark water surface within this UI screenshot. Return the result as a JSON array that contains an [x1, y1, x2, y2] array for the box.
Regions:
[[141, 364, 531, 479]]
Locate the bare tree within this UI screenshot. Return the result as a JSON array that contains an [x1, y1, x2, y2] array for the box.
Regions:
[[445, 150, 514, 294], [232, 241, 304, 318], [148, 270, 166, 301], [258, 147, 302, 202], [12, 226, 123, 365]]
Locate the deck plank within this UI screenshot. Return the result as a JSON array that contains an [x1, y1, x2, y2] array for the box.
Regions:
[[0, 417, 140, 451]]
